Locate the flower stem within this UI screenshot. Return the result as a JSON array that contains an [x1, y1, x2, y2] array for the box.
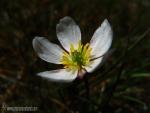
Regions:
[[84, 76, 90, 99]]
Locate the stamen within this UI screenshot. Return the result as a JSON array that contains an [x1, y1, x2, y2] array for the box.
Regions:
[[61, 41, 92, 72]]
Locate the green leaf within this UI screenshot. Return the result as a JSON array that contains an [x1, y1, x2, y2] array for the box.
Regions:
[[122, 95, 146, 106], [131, 73, 150, 78]]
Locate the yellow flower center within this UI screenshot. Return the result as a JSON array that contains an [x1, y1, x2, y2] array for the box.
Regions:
[[61, 41, 92, 72]]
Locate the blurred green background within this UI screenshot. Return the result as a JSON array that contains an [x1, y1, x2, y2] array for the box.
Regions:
[[0, 0, 150, 113]]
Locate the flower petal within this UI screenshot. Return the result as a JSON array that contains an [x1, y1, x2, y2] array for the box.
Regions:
[[32, 36, 64, 64], [85, 57, 103, 73], [56, 16, 81, 52], [37, 69, 78, 82], [90, 19, 113, 58]]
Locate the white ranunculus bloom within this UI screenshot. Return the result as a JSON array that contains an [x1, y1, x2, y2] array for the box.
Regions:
[[32, 16, 113, 82]]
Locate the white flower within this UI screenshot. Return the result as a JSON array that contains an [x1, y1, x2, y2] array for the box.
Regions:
[[32, 16, 113, 82]]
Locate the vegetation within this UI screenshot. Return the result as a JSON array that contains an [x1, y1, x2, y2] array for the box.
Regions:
[[0, 0, 150, 112]]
